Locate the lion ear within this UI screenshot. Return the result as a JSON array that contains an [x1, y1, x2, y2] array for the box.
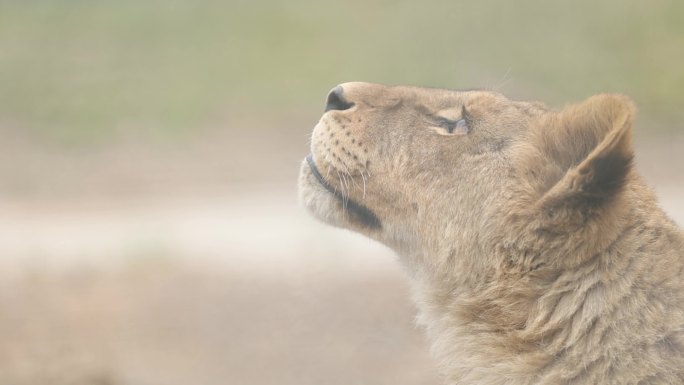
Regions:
[[536, 94, 635, 213]]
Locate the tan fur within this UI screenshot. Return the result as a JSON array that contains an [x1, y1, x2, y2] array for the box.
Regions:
[[298, 82, 684, 384]]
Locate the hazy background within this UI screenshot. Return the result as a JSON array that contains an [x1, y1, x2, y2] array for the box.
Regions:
[[1, 1, 682, 384]]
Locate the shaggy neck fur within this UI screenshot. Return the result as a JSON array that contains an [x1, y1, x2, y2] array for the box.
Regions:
[[404, 109, 684, 384]]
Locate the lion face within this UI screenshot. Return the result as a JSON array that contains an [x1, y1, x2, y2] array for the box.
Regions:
[[299, 82, 546, 253]]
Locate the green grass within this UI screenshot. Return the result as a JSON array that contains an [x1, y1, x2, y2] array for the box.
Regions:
[[0, 0, 682, 143]]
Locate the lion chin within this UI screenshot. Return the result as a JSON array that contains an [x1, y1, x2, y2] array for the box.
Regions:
[[299, 153, 381, 231]]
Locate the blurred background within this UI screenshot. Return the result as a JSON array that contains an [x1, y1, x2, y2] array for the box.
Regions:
[[0, 1, 682, 384]]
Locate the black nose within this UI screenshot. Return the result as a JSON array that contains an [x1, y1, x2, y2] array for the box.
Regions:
[[325, 86, 354, 112]]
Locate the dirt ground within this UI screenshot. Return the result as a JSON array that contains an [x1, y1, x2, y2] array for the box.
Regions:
[[0, 132, 681, 385], [0, 189, 439, 385]]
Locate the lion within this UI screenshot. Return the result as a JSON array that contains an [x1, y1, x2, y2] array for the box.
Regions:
[[298, 82, 684, 384]]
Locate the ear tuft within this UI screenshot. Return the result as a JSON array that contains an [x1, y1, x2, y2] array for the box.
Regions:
[[537, 94, 635, 213], [574, 121, 633, 204]]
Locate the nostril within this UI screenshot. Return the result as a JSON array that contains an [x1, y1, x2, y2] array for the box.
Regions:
[[325, 86, 355, 112]]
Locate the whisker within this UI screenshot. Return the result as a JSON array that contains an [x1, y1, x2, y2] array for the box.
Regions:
[[341, 170, 350, 195], [335, 169, 349, 210], [360, 171, 367, 200], [494, 67, 512, 92], [324, 154, 333, 179], [338, 161, 360, 190]]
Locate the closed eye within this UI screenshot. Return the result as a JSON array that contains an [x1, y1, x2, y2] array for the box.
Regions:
[[435, 117, 469, 135], [431, 106, 471, 136]]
